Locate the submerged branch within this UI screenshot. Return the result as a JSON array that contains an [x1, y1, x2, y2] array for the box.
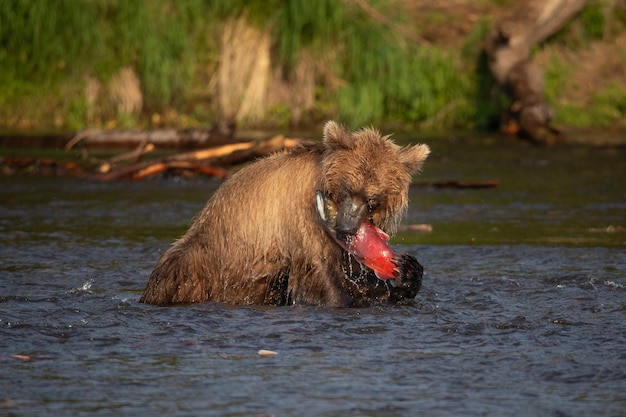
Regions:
[[412, 180, 500, 189]]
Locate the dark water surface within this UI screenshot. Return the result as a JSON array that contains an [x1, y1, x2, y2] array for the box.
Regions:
[[1, 135, 625, 416]]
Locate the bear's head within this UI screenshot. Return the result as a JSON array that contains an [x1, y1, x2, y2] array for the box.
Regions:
[[318, 121, 430, 237]]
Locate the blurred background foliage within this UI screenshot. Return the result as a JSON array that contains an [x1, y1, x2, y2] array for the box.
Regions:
[[0, 0, 624, 132]]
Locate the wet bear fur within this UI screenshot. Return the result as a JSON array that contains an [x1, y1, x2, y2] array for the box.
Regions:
[[139, 121, 430, 307]]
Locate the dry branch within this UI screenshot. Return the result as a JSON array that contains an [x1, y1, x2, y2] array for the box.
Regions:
[[108, 142, 155, 164], [486, 0, 586, 143], [89, 135, 303, 181]]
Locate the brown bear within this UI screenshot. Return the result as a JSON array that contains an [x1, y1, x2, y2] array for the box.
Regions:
[[139, 121, 430, 307]]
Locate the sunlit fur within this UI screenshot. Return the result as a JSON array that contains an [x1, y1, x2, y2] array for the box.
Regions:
[[139, 121, 429, 307]]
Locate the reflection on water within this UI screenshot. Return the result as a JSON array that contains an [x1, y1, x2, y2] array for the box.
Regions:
[[1, 135, 625, 416]]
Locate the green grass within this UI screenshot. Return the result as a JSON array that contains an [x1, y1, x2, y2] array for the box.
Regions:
[[0, 0, 624, 132]]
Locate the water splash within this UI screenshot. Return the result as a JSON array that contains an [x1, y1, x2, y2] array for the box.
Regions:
[[69, 279, 94, 294]]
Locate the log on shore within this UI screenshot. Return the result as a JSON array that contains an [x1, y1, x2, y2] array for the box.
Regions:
[[89, 135, 303, 181], [65, 123, 236, 150]]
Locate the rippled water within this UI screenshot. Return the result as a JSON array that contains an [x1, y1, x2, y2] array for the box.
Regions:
[[1, 135, 625, 416]]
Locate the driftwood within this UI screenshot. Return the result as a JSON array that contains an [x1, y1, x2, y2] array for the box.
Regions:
[[107, 142, 155, 164], [65, 123, 236, 150], [90, 135, 302, 181], [2, 146, 500, 190], [397, 224, 433, 234], [0, 156, 86, 177], [88, 141, 156, 175], [485, 0, 586, 143], [129, 161, 229, 181]]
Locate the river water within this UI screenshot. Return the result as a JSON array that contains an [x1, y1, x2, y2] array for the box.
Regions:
[[1, 134, 625, 416]]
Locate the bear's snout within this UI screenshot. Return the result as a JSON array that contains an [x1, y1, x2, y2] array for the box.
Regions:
[[335, 195, 367, 235]]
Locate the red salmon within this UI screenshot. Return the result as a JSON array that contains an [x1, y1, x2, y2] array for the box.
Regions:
[[348, 221, 397, 280], [315, 190, 398, 280]]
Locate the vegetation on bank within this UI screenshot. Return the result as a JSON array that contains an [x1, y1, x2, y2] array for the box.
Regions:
[[1, 0, 625, 133]]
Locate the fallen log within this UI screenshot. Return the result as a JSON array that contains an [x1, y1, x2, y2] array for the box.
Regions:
[[131, 161, 229, 181], [0, 156, 86, 177], [485, 0, 586, 143], [65, 124, 236, 150], [89, 135, 303, 181]]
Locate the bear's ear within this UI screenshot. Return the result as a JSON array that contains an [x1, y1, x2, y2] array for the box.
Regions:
[[323, 120, 352, 149], [398, 144, 430, 175]]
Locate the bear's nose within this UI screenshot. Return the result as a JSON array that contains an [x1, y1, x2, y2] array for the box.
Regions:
[[335, 196, 367, 235]]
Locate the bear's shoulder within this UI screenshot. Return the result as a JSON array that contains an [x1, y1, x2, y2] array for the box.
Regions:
[[259, 141, 326, 166], [287, 140, 325, 157]]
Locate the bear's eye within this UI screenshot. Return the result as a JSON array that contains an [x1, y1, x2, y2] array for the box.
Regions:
[[367, 196, 379, 210]]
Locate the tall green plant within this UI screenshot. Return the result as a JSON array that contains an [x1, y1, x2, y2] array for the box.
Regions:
[[108, 1, 204, 110], [0, 0, 209, 128], [325, 3, 469, 128], [0, 0, 102, 83], [274, 0, 346, 67]]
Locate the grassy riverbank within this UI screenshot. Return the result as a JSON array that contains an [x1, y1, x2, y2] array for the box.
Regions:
[[1, 0, 625, 133]]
